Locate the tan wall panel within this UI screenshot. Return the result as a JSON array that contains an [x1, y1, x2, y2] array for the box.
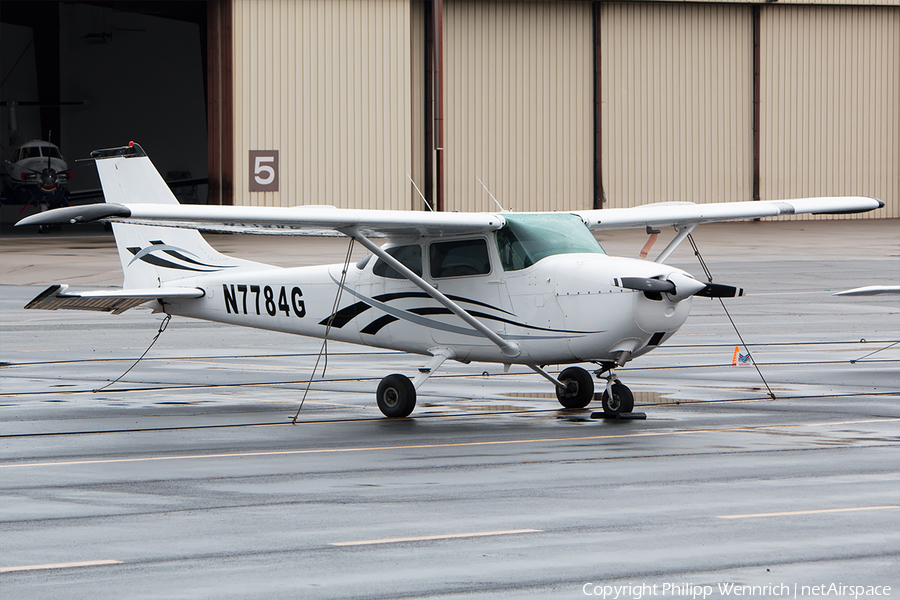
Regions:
[[760, 5, 899, 219], [443, 1, 593, 213], [232, 0, 412, 209], [601, 2, 754, 208]]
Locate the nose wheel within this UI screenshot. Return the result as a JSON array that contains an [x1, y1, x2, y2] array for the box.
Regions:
[[594, 365, 634, 415], [601, 381, 634, 414]]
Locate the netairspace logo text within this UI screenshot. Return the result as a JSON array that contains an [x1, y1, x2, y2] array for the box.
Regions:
[[582, 582, 893, 599]]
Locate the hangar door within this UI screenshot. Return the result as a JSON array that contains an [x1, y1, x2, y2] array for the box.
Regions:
[[442, 1, 594, 213], [600, 2, 754, 209], [231, 0, 413, 210], [760, 5, 899, 220]]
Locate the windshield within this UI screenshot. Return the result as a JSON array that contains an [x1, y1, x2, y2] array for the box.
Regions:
[[495, 213, 605, 271], [18, 146, 61, 160]]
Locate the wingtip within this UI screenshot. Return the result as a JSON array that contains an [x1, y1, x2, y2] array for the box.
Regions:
[[16, 203, 131, 227]]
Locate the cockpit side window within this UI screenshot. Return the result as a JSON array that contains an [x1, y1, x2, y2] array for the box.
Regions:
[[373, 244, 422, 279], [430, 239, 491, 278]]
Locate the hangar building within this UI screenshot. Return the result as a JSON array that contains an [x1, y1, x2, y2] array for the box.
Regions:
[[2, 0, 897, 220]]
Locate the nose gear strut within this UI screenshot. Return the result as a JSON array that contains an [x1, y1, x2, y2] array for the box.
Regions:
[[592, 362, 640, 418]]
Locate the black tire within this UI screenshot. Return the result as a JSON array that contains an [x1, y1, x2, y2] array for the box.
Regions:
[[601, 382, 634, 414], [376, 373, 416, 418], [555, 366, 594, 409]]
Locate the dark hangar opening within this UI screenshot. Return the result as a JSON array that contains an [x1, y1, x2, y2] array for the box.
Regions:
[[1, 0, 214, 224]]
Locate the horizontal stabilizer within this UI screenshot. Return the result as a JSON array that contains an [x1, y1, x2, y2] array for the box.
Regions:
[[25, 284, 204, 315]]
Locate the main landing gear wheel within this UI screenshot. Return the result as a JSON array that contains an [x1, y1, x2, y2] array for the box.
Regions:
[[376, 373, 416, 418], [555, 366, 594, 409], [601, 381, 634, 415]]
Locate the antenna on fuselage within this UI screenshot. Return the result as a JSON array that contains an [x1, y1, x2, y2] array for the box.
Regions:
[[477, 177, 508, 213], [407, 173, 433, 212]]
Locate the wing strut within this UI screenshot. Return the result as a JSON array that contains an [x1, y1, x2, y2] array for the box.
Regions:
[[654, 224, 697, 264], [342, 228, 521, 358]]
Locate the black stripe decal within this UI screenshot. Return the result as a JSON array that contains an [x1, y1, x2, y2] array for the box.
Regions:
[[374, 291, 514, 316], [326, 270, 602, 339], [320, 291, 515, 329], [409, 307, 451, 316], [149, 240, 235, 269], [126, 247, 217, 272], [318, 301, 371, 327], [363, 305, 592, 335], [360, 315, 398, 335]]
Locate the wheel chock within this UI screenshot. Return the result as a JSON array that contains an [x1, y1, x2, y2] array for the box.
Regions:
[[590, 411, 647, 420]]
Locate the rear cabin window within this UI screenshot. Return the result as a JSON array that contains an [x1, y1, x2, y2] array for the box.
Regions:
[[372, 244, 422, 279], [430, 239, 491, 278], [495, 213, 606, 271]]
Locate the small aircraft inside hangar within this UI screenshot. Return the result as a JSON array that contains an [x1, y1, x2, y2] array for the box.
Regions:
[[0, 1, 209, 225]]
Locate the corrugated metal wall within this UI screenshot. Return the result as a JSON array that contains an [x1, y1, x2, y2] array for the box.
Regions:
[[232, 0, 412, 209], [442, 0, 593, 213], [760, 5, 899, 219], [229, 0, 897, 218], [600, 2, 754, 208]]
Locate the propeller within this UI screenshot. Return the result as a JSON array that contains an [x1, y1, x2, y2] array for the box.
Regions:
[[39, 166, 59, 191], [616, 274, 743, 301], [39, 138, 59, 191], [694, 282, 744, 298], [619, 277, 675, 294]]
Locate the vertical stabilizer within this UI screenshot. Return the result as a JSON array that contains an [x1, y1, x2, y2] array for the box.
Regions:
[[94, 144, 262, 289]]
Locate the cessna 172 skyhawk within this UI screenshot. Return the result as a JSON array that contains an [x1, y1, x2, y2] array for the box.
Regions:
[[17, 143, 884, 418]]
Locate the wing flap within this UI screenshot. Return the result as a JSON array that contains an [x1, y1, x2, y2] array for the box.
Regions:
[[25, 284, 204, 315]]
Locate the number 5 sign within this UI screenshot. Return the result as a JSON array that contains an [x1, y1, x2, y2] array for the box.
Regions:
[[249, 150, 279, 192]]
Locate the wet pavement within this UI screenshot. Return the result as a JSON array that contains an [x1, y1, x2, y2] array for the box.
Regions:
[[1, 220, 898, 599]]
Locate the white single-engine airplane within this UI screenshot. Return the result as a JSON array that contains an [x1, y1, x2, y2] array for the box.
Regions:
[[17, 143, 884, 417]]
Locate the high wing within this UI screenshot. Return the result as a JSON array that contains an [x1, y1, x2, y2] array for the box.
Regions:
[[833, 285, 900, 296], [572, 197, 884, 231], [19, 198, 881, 236], [17, 200, 506, 238]]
